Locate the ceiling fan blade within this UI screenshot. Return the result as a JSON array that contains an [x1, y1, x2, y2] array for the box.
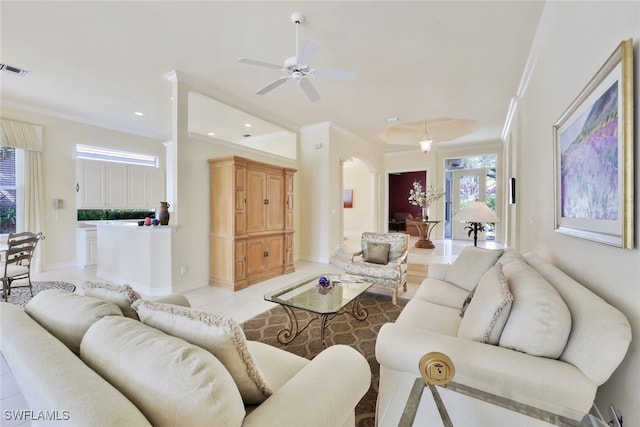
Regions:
[[297, 39, 320, 66], [256, 76, 289, 95], [239, 57, 282, 70], [299, 78, 320, 102], [312, 69, 357, 80]]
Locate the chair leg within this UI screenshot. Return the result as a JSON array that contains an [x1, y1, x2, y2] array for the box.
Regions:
[[392, 288, 398, 305]]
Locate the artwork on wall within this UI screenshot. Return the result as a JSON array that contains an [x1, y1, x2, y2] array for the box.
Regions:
[[553, 39, 634, 248], [343, 189, 353, 208]]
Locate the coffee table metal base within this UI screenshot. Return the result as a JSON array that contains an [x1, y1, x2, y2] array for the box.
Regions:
[[276, 296, 369, 346]]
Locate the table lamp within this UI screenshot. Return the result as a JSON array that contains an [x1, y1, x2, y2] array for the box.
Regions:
[[453, 201, 500, 246]]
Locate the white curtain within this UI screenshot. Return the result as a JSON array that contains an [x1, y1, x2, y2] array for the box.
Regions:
[[1, 119, 44, 271]]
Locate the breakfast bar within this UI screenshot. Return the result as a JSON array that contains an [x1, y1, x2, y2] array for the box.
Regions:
[[96, 222, 175, 296]]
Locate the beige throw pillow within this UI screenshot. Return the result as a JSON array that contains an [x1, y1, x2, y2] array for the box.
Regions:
[[132, 300, 272, 404], [83, 282, 141, 319], [364, 242, 391, 264], [445, 247, 504, 291], [457, 263, 513, 344], [498, 259, 571, 358], [25, 289, 123, 354], [80, 316, 245, 427]]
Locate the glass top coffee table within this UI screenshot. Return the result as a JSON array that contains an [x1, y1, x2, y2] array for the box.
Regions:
[[264, 274, 376, 346]]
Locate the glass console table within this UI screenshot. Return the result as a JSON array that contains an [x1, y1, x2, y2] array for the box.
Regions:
[[379, 373, 607, 427]]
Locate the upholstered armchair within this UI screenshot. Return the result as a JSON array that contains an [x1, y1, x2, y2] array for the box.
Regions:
[[344, 232, 409, 304]]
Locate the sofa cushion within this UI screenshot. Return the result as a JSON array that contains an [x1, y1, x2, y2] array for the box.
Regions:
[[81, 316, 245, 427], [1, 303, 153, 427], [457, 263, 513, 344], [132, 300, 271, 404], [83, 281, 141, 319], [499, 259, 571, 358], [497, 247, 526, 265], [395, 299, 461, 336], [24, 289, 123, 354], [414, 278, 470, 309], [364, 242, 390, 264], [445, 247, 504, 291]]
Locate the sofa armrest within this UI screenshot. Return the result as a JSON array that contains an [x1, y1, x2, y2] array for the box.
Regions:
[[427, 263, 450, 280], [351, 250, 364, 262], [375, 323, 596, 412], [150, 293, 190, 307], [243, 345, 371, 427]]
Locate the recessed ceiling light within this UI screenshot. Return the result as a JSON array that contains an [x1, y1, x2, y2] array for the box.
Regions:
[[244, 123, 252, 128], [385, 116, 399, 123], [207, 132, 216, 137], [134, 112, 144, 116]]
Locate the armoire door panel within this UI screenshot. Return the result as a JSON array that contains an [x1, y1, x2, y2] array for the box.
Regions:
[[234, 240, 246, 280], [246, 170, 266, 232], [246, 239, 265, 275], [266, 173, 285, 230], [265, 236, 284, 270]]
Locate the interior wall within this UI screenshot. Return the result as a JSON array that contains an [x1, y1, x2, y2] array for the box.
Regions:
[[169, 133, 297, 293], [517, 2, 639, 423], [343, 157, 373, 239], [0, 107, 165, 270], [298, 122, 384, 263], [389, 170, 426, 219]]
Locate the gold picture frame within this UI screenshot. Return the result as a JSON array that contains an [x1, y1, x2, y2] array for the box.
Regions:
[[553, 39, 634, 248]]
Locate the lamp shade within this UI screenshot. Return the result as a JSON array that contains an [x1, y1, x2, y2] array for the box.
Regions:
[[453, 201, 500, 223]]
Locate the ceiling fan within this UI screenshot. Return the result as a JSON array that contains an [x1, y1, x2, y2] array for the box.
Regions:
[[239, 12, 356, 102]]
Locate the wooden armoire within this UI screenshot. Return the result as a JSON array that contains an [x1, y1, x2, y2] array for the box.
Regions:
[[208, 156, 295, 290]]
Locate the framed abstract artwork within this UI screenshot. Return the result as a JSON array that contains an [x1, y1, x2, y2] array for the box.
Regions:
[[343, 189, 353, 208], [553, 39, 634, 248]]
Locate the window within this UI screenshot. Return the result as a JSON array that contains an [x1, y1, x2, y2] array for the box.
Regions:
[[76, 144, 158, 167], [0, 147, 17, 234]]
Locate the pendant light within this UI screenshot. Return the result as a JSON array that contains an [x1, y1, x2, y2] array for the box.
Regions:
[[419, 120, 433, 153]]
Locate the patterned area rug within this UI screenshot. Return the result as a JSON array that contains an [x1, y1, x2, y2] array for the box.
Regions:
[[242, 291, 407, 427], [3, 281, 77, 308]]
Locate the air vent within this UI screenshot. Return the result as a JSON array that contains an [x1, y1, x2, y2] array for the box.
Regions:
[[0, 64, 31, 77]]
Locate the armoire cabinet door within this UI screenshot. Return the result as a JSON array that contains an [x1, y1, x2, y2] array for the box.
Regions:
[[266, 173, 284, 230], [246, 170, 267, 233]]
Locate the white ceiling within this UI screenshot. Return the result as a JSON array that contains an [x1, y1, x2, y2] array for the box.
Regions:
[[0, 1, 545, 152]]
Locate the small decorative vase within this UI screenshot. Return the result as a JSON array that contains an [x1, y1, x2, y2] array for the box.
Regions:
[[159, 202, 171, 225], [421, 206, 430, 221]]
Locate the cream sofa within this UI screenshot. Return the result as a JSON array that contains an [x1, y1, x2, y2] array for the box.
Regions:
[[375, 247, 632, 426], [0, 286, 371, 427]]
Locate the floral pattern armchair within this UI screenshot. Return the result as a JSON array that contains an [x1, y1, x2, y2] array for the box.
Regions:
[[343, 232, 409, 305]]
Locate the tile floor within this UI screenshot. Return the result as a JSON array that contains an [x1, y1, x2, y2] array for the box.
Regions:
[[1, 237, 494, 426]]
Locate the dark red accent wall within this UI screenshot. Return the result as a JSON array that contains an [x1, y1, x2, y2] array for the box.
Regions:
[[389, 171, 427, 218]]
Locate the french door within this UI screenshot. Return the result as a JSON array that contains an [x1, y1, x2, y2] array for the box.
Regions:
[[452, 168, 489, 241]]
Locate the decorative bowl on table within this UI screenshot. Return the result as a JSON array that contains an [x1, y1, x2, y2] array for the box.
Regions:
[[316, 276, 334, 295]]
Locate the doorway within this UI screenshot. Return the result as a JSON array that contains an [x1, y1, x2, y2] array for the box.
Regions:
[[444, 155, 497, 242]]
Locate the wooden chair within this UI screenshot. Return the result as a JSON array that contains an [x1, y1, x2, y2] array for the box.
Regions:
[[1, 232, 44, 300]]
